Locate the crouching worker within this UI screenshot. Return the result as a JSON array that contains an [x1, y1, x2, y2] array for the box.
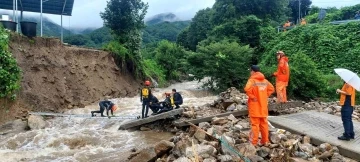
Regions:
[[172, 89, 183, 109], [155, 93, 175, 114], [91, 100, 117, 117], [244, 65, 275, 146], [149, 95, 160, 115]]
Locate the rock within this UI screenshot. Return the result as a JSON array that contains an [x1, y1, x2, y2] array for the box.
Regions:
[[270, 133, 287, 144], [226, 103, 236, 111], [312, 147, 320, 155], [238, 122, 250, 129], [194, 129, 207, 142], [331, 146, 339, 153], [203, 158, 217, 162], [269, 144, 279, 148], [174, 157, 191, 162], [166, 154, 176, 162], [318, 151, 333, 160], [27, 115, 46, 129], [183, 111, 195, 118], [221, 135, 235, 155], [234, 125, 243, 132], [129, 147, 157, 162], [237, 143, 257, 157], [199, 122, 211, 130], [211, 117, 228, 125], [294, 151, 308, 160], [290, 157, 311, 162], [154, 140, 175, 156], [172, 140, 188, 158], [335, 106, 341, 112], [314, 102, 321, 108], [247, 155, 264, 162], [257, 146, 271, 158], [140, 127, 151, 131], [185, 144, 217, 159], [319, 143, 332, 153], [207, 141, 219, 148], [303, 136, 311, 144], [323, 107, 333, 114], [227, 114, 238, 123], [331, 153, 345, 162], [217, 155, 233, 162], [299, 143, 313, 156]]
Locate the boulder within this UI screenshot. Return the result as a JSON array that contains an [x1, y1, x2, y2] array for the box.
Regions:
[[318, 151, 333, 160], [129, 147, 157, 162], [172, 140, 189, 158], [211, 117, 228, 125], [227, 114, 238, 123], [27, 115, 46, 129], [319, 143, 332, 153], [257, 146, 271, 158], [226, 103, 236, 111], [173, 157, 191, 162], [217, 155, 233, 162], [185, 144, 217, 159], [154, 140, 175, 156], [237, 143, 257, 157], [302, 136, 311, 144], [270, 133, 287, 144], [233, 125, 243, 132], [299, 143, 313, 156], [203, 158, 217, 162], [247, 155, 264, 162], [183, 111, 195, 118], [199, 122, 211, 130], [194, 129, 207, 142]]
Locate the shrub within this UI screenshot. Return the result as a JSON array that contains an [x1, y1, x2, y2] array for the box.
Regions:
[[0, 27, 21, 98], [188, 40, 253, 92]]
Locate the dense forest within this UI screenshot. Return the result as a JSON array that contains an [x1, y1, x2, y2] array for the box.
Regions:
[[139, 1, 360, 102], [63, 13, 190, 48]]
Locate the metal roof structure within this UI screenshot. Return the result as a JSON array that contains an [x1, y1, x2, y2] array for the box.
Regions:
[[0, 0, 74, 16], [0, 0, 75, 42]]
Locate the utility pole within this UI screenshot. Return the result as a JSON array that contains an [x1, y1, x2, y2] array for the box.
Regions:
[[298, 0, 301, 24]]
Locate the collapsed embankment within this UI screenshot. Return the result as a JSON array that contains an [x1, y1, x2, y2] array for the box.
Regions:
[[0, 34, 140, 124]]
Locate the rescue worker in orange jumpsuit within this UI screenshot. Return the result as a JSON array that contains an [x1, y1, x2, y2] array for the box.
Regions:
[[273, 51, 290, 103], [283, 20, 291, 31], [301, 18, 307, 25], [336, 82, 356, 141], [244, 65, 275, 146]]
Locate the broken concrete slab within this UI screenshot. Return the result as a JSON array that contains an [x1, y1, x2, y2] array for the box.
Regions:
[[268, 111, 360, 161], [119, 108, 184, 130]]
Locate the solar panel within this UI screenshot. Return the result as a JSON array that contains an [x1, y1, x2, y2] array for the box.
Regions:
[[0, 0, 74, 16]]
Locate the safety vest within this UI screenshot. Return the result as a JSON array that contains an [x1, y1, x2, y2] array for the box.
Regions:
[[142, 88, 150, 98], [170, 97, 175, 107]]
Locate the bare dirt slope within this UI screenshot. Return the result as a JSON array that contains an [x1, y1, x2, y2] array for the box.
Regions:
[[0, 34, 140, 124]]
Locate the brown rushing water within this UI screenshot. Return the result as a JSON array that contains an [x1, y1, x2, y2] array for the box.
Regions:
[[0, 79, 217, 162]]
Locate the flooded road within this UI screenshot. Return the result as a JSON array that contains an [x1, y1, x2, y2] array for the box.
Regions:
[[0, 79, 217, 162]]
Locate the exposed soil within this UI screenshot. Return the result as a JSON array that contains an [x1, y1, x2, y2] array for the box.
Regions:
[[0, 34, 141, 124]]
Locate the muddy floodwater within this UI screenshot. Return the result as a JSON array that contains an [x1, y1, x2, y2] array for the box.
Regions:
[[0, 79, 217, 162]]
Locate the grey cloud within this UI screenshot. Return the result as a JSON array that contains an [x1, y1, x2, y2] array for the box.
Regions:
[[12, 0, 359, 28]]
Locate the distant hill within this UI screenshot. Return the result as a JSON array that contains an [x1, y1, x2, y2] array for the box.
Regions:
[[145, 13, 182, 25], [0, 11, 72, 37], [143, 20, 191, 44]]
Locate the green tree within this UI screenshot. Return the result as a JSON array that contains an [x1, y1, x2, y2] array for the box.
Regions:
[[101, 0, 149, 78], [188, 40, 253, 92], [186, 8, 214, 51], [288, 0, 312, 22], [212, 0, 290, 25], [155, 40, 188, 80], [100, 0, 148, 44]]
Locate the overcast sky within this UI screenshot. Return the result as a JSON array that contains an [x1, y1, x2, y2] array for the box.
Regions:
[[8, 0, 360, 28]]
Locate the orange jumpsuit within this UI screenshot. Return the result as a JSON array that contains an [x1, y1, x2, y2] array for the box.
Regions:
[[273, 56, 290, 103], [244, 72, 275, 146]]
